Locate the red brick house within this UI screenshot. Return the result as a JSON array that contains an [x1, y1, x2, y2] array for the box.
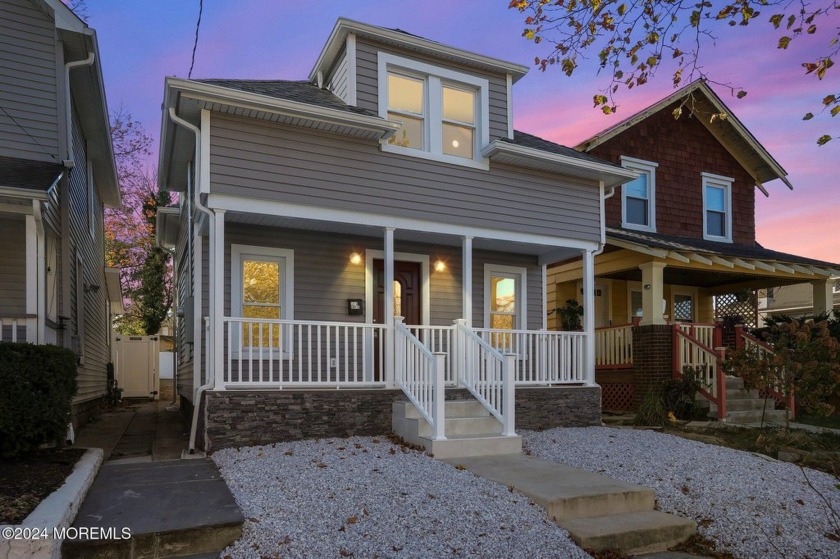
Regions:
[[548, 80, 840, 422]]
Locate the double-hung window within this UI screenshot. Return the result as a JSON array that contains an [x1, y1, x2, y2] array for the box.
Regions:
[[231, 245, 294, 355], [379, 52, 489, 169], [702, 173, 733, 242], [620, 156, 657, 231]]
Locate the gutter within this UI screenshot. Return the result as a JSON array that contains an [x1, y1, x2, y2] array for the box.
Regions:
[[64, 52, 95, 165], [166, 107, 214, 454]]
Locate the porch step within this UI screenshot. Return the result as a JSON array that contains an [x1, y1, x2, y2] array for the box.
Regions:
[[392, 400, 521, 459], [705, 376, 789, 425], [558, 510, 697, 555], [724, 409, 789, 425], [447, 454, 695, 555]]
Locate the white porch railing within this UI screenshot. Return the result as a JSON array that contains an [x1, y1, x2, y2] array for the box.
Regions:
[[454, 321, 515, 436], [407, 325, 454, 384], [395, 318, 446, 440], [0, 316, 34, 343], [674, 326, 726, 419], [595, 324, 633, 368], [222, 318, 386, 388], [474, 328, 586, 384]]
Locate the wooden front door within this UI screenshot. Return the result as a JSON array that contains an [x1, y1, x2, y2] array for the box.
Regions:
[[373, 260, 422, 379]]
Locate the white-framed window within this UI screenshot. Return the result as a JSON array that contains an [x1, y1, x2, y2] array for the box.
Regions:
[[378, 52, 489, 169], [484, 264, 527, 331], [702, 172, 734, 242], [620, 156, 657, 232], [629, 287, 644, 320], [231, 245, 294, 355], [833, 279, 840, 294]]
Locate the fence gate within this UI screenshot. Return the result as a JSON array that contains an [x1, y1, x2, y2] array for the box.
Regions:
[[113, 335, 159, 399]]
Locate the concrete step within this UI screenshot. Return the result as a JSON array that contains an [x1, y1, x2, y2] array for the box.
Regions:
[[725, 376, 744, 390], [720, 397, 779, 412], [725, 409, 789, 425], [444, 455, 654, 520], [63, 460, 243, 559], [393, 399, 490, 420], [417, 415, 502, 437], [558, 510, 696, 555], [422, 434, 522, 459]]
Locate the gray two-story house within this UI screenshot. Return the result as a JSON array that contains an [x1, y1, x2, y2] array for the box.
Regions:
[[0, 0, 120, 426], [157, 18, 635, 456]]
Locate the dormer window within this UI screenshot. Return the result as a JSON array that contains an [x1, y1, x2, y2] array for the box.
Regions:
[[378, 52, 489, 169], [620, 156, 657, 232], [702, 172, 733, 242]]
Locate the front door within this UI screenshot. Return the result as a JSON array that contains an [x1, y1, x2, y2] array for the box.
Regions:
[[373, 260, 422, 379]]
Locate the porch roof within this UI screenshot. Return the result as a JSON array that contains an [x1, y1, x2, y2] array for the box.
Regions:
[[0, 157, 64, 192], [603, 227, 840, 284]]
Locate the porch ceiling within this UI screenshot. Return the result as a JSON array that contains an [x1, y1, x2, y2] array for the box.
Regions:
[[599, 266, 808, 291], [224, 210, 581, 261]]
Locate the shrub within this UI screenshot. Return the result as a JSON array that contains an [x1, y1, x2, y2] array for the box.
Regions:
[[663, 367, 703, 420], [0, 343, 77, 457]]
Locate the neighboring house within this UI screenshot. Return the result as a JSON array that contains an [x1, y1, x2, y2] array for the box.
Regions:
[[547, 80, 840, 416], [0, 0, 120, 427], [156, 18, 636, 455], [758, 281, 840, 323]]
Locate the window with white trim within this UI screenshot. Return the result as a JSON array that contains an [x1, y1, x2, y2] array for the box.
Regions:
[[702, 172, 733, 242], [231, 245, 294, 354], [484, 264, 526, 331], [378, 52, 489, 169], [620, 156, 657, 231]]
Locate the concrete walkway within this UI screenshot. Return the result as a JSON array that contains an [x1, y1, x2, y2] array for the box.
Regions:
[[65, 400, 244, 558], [446, 454, 697, 555]]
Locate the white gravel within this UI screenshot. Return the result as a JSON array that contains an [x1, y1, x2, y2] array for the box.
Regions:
[[212, 437, 591, 559], [524, 427, 840, 559]]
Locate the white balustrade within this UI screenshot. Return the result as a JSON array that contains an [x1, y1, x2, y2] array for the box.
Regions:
[[407, 325, 454, 384], [0, 316, 34, 343], [473, 328, 585, 384], [595, 324, 633, 368], [395, 318, 445, 440]]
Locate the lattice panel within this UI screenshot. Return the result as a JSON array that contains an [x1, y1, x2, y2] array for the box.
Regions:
[[601, 382, 635, 411], [715, 290, 758, 328]]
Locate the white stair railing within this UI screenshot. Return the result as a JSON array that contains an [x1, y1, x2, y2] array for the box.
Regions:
[[395, 317, 446, 440], [454, 319, 515, 436]]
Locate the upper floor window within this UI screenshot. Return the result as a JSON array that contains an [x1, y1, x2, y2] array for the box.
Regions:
[[702, 172, 733, 242], [620, 156, 657, 232], [378, 52, 489, 169]]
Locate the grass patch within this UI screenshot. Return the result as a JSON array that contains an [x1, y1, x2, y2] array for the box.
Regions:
[[796, 414, 840, 430]]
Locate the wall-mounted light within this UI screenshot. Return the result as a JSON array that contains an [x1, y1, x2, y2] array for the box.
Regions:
[[84, 283, 101, 294], [434, 259, 446, 273], [349, 252, 362, 265], [643, 284, 652, 290]]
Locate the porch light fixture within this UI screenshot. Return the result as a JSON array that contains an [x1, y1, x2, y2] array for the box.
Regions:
[[434, 259, 446, 272], [84, 282, 101, 294], [644, 284, 651, 290], [349, 252, 362, 265]]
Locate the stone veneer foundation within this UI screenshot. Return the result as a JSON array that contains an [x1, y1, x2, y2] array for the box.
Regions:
[[200, 386, 601, 452]]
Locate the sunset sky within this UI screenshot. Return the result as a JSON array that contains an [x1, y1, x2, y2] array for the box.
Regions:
[[85, 0, 838, 263]]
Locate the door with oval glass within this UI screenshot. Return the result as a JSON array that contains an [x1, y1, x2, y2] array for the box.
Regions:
[[373, 259, 422, 380]]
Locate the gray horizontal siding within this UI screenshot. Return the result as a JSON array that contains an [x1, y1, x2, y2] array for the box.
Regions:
[[0, 217, 26, 315], [0, 0, 60, 161], [222, 224, 540, 329], [327, 48, 349, 103], [355, 38, 509, 140], [209, 113, 601, 241]]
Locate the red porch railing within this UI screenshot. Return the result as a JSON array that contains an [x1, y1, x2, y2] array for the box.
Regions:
[[734, 326, 795, 420], [673, 324, 727, 419]]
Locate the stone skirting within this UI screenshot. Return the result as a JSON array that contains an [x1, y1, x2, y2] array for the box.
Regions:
[[201, 385, 601, 452]]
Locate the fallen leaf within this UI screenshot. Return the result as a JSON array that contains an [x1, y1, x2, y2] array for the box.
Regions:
[[346, 515, 358, 525]]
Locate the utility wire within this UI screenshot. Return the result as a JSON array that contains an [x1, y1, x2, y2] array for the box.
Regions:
[[188, 0, 203, 79], [0, 105, 58, 160]]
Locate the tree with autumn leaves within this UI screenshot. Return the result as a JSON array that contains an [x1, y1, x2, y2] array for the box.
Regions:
[[510, 0, 839, 145], [105, 108, 173, 335]]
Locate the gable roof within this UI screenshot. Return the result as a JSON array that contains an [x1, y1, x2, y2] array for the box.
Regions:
[[309, 18, 529, 84], [575, 80, 792, 195]]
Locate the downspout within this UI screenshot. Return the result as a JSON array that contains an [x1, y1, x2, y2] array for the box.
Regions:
[[167, 107, 214, 454], [64, 53, 95, 164], [594, 180, 616, 258]]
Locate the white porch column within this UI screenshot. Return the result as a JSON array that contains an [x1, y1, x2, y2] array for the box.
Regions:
[[192, 229, 203, 398], [812, 279, 834, 315], [462, 236, 473, 326], [384, 227, 395, 387], [541, 264, 548, 331], [639, 261, 667, 326], [581, 249, 596, 386], [33, 200, 45, 344], [213, 210, 226, 389], [25, 214, 37, 342]]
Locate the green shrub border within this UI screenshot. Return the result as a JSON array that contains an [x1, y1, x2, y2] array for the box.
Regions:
[[0, 343, 77, 457]]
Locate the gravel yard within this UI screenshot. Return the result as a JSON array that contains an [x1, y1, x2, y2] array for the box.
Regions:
[[213, 427, 840, 558], [524, 427, 840, 559], [213, 437, 590, 559]]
